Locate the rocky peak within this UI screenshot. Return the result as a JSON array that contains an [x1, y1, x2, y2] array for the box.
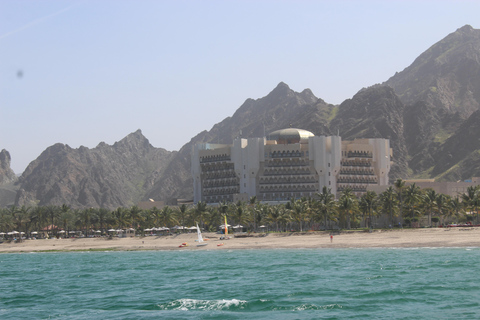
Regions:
[[0, 149, 17, 184], [385, 25, 480, 116]]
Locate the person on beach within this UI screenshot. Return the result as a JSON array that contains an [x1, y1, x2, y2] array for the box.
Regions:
[[330, 235, 333, 243]]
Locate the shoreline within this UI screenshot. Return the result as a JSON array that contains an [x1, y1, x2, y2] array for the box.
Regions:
[[2, 228, 480, 253]]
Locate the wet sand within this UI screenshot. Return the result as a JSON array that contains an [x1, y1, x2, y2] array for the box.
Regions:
[[2, 228, 480, 253]]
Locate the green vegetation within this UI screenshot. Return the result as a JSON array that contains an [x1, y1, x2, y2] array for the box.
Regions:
[[1, 181, 478, 236], [434, 128, 452, 144], [328, 106, 339, 122]]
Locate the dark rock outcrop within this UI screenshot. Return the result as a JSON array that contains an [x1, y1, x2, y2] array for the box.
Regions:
[[0, 149, 17, 184], [431, 110, 480, 180]]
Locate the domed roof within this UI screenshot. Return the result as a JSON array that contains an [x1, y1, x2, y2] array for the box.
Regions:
[[268, 128, 314, 144]]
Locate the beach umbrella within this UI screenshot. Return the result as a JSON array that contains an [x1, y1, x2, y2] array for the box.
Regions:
[[108, 229, 116, 232], [69, 230, 77, 234], [95, 230, 102, 233], [58, 230, 66, 234], [145, 228, 152, 232], [31, 231, 38, 235], [188, 226, 198, 230], [0, 232, 6, 235], [233, 225, 243, 229]]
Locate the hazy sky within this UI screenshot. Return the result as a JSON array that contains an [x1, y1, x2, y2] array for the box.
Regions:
[[1, 0, 479, 174]]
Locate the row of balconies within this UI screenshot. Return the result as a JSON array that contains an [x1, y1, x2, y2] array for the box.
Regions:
[[203, 187, 240, 196], [337, 177, 377, 184], [202, 171, 237, 179], [341, 160, 372, 167], [259, 185, 318, 193], [200, 155, 231, 163], [204, 195, 233, 204], [259, 177, 317, 184], [269, 151, 305, 158], [202, 179, 239, 188], [263, 169, 311, 176], [339, 169, 375, 175], [347, 151, 373, 159], [337, 185, 368, 192], [261, 193, 314, 201], [201, 163, 235, 172], [266, 163, 310, 168]]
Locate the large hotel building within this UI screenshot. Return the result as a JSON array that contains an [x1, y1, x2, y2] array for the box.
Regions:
[[192, 128, 392, 204]]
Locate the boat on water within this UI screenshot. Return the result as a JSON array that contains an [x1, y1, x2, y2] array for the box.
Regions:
[[196, 223, 208, 247]]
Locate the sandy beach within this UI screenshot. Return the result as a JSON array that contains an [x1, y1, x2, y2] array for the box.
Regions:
[[2, 228, 480, 253]]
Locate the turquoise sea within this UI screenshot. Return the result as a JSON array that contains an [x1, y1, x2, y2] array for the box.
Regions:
[[1, 248, 479, 319]]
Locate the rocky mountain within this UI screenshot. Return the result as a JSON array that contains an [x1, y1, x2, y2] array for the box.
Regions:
[[0, 149, 17, 184], [431, 110, 480, 181], [383, 24, 480, 175], [385, 25, 480, 117], [3, 25, 480, 209], [0, 149, 18, 207], [14, 130, 175, 209]]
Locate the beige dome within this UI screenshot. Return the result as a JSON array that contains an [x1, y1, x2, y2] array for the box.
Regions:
[[268, 128, 314, 144]]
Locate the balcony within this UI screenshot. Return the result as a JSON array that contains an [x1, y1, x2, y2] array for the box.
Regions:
[[347, 151, 373, 159]]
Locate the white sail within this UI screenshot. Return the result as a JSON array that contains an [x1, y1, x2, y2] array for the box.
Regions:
[[197, 223, 203, 243]]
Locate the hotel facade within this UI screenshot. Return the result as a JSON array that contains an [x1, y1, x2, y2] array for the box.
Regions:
[[192, 128, 392, 204]]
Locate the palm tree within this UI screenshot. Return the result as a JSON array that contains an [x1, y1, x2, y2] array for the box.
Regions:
[[175, 204, 189, 228], [59, 208, 73, 237], [435, 193, 448, 226], [0, 208, 13, 233], [359, 191, 377, 229], [338, 188, 357, 229], [96, 208, 111, 234], [266, 205, 282, 232], [80, 208, 93, 237], [315, 186, 336, 230], [112, 207, 129, 229], [447, 196, 463, 225], [422, 189, 437, 227], [394, 178, 406, 220], [288, 198, 308, 232], [11, 206, 30, 241], [403, 183, 421, 226], [194, 202, 208, 227], [461, 186, 480, 224], [128, 205, 143, 229], [379, 186, 398, 228], [233, 201, 247, 228], [160, 206, 176, 228], [45, 205, 59, 237]]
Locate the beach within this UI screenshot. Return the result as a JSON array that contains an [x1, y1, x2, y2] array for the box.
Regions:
[[2, 227, 480, 253]]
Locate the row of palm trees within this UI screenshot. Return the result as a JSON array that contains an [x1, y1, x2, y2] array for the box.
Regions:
[[1, 180, 479, 237]]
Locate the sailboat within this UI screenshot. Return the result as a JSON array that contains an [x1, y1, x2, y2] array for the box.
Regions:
[[196, 223, 208, 247]]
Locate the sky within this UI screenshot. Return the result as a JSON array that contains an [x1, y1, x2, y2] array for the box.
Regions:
[[1, 0, 479, 174]]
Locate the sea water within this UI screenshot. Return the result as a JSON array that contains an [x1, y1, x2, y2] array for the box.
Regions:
[[0, 248, 479, 319]]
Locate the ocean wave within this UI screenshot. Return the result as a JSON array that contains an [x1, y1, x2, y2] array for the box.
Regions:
[[158, 298, 247, 311]]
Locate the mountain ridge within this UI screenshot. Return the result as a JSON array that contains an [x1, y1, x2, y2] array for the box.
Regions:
[[2, 25, 480, 208]]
